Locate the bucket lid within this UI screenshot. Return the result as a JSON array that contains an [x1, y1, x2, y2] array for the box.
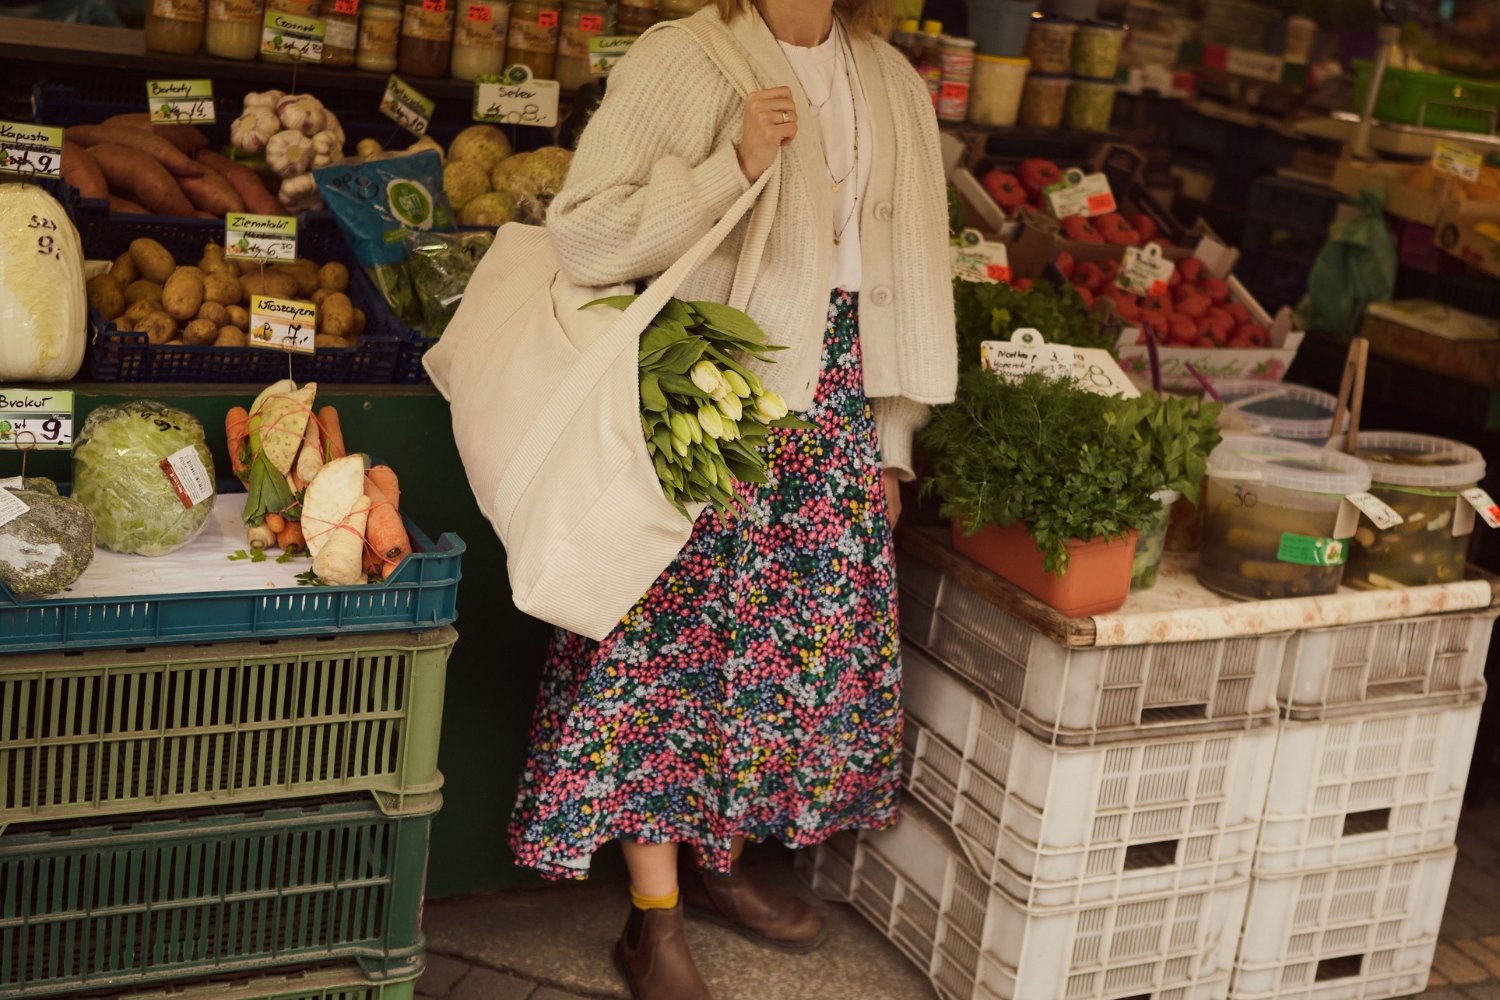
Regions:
[[1208, 436, 1371, 495], [942, 36, 978, 50], [1354, 431, 1486, 489], [1078, 20, 1124, 31], [1218, 380, 1341, 441], [978, 53, 1032, 65]]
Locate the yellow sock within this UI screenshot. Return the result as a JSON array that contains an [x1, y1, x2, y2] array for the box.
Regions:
[[630, 886, 680, 911]]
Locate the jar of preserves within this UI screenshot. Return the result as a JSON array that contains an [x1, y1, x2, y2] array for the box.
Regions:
[[968, 54, 1029, 126], [656, 0, 704, 17], [1017, 72, 1068, 128], [205, 0, 263, 59], [322, 0, 360, 66], [1064, 78, 1116, 132], [505, 0, 560, 78], [1070, 22, 1123, 79], [1023, 16, 1076, 75], [615, 0, 656, 35], [261, 0, 320, 61], [555, 0, 609, 90], [451, 0, 509, 79], [358, 0, 402, 71], [145, 0, 206, 54], [399, 0, 456, 77]]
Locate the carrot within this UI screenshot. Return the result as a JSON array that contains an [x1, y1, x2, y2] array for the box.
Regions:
[[362, 545, 381, 578], [265, 512, 287, 534], [276, 520, 305, 553], [318, 405, 347, 460], [195, 150, 282, 215], [363, 477, 412, 563], [366, 466, 400, 511], [225, 406, 251, 477], [60, 141, 107, 199], [66, 124, 204, 177]]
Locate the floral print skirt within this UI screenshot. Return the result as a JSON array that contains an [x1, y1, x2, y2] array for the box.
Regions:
[[507, 290, 902, 880]]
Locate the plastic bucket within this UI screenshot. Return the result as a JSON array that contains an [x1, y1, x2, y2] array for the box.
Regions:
[[952, 519, 1137, 616], [1218, 380, 1342, 441], [1018, 72, 1070, 128], [1064, 79, 1116, 131], [969, 54, 1031, 126], [1071, 22, 1123, 79], [1197, 436, 1371, 601], [1023, 17, 1076, 75], [1346, 431, 1486, 590], [967, 0, 1039, 58], [1130, 489, 1180, 591]]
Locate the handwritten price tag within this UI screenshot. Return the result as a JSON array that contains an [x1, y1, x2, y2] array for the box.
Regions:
[[0, 121, 63, 179], [951, 232, 1010, 284], [1346, 491, 1404, 530], [0, 389, 74, 451], [148, 79, 215, 124], [1463, 487, 1500, 529], [1046, 169, 1116, 220], [1116, 243, 1176, 296], [250, 295, 317, 354], [226, 213, 298, 262], [587, 35, 635, 77], [473, 67, 561, 127], [381, 75, 436, 136], [981, 330, 1140, 399], [261, 10, 326, 62], [1433, 140, 1483, 183]]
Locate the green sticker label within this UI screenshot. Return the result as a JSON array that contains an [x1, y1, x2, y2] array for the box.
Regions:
[[387, 178, 435, 227], [1277, 533, 1348, 567], [226, 212, 299, 261], [381, 75, 436, 137], [0, 121, 63, 178], [0, 388, 74, 450], [148, 79, 215, 124], [261, 10, 326, 61]]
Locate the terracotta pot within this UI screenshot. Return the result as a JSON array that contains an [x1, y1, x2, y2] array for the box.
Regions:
[[950, 520, 1138, 617]]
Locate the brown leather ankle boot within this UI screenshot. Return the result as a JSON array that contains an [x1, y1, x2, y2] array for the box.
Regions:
[[680, 855, 827, 952], [613, 903, 713, 1000]]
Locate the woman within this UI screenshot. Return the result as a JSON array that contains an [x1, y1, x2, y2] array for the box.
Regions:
[[507, 1, 956, 996]]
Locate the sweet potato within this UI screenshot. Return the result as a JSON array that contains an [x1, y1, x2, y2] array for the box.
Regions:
[[108, 195, 148, 214], [60, 141, 107, 199], [179, 169, 244, 216], [195, 149, 282, 215], [99, 113, 209, 156], [66, 123, 203, 177], [91, 144, 194, 217]]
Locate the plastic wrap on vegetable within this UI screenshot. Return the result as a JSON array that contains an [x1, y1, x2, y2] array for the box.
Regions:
[[72, 400, 216, 556], [312, 150, 454, 326], [491, 146, 572, 226], [406, 230, 495, 339]]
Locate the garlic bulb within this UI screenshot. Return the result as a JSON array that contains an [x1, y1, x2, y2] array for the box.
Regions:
[[265, 129, 315, 178], [243, 89, 285, 109], [276, 172, 321, 212], [229, 107, 280, 155], [276, 96, 327, 137]]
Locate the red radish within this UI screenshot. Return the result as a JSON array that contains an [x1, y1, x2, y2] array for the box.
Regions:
[[1129, 213, 1160, 242], [1095, 213, 1141, 246], [1055, 250, 1076, 280], [1017, 158, 1063, 197], [1236, 323, 1269, 347], [1177, 295, 1210, 319], [1201, 276, 1230, 304], [1226, 302, 1251, 324], [981, 169, 1028, 212], [1074, 261, 1104, 292], [1194, 335, 1218, 348], [1177, 257, 1204, 283], [1168, 314, 1197, 342]]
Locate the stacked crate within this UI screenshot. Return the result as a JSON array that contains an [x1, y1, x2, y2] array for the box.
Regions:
[[1228, 611, 1496, 1000], [0, 534, 463, 1000], [800, 550, 1286, 1000]]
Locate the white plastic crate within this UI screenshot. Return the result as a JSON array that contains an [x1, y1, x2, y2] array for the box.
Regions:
[[915, 565, 1283, 744], [905, 647, 1274, 907], [1256, 701, 1482, 872], [900, 550, 945, 650], [796, 831, 858, 903], [1278, 609, 1496, 720], [1230, 847, 1455, 1000]]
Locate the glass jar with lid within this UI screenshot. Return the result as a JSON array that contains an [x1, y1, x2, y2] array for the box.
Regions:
[[615, 0, 656, 35], [145, 0, 206, 54], [205, 0, 263, 58], [504, 1, 560, 79], [554, 0, 608, 90], [451, 0, 510, 80], [656, 0, 703, 18], [358, 0, 402, 72], [322, 0, 360, 66], [261, 0, 320, 61], [399, 0, 456, 77]]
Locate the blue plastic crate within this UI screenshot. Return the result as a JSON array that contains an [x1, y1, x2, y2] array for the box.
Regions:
[[394, 333, 435, 384], [0, 479, 463, 654]]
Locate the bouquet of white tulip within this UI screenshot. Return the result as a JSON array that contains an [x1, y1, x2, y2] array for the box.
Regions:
[[586, 294, 808, 518]]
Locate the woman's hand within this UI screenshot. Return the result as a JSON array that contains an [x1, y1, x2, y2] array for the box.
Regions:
[[883, 469, 903, 529], [738, 86, 797, 182]]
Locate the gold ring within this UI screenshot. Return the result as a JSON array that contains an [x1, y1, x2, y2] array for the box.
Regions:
[[780, 110, 790, 124]]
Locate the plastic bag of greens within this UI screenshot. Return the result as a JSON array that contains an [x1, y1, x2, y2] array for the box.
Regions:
[[72, 400, 216, 556], [313, 150, 455, 327], [405, 229, 495, 339], [1294, 188, 1395, 338]]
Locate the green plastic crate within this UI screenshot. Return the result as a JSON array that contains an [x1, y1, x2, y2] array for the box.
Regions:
[[99, 961, 421, 1000], [0, 627, 453, 830], [1355, 61, 1500, 134], [0, 796, 434, 999]]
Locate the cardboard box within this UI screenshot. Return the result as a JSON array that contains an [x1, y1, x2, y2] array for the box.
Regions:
[[1361, 300, 1500, 389], [1433, 199, 1500, 278], [1330, 155, 1459, 226]]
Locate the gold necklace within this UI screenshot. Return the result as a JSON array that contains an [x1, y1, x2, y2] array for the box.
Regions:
[[830, 26, 860, 246]]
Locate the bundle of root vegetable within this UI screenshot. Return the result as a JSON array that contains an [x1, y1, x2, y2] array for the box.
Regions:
[[88, 237, 368, 349], [61, 116, 281, 217], [225, 380, 412, 584]]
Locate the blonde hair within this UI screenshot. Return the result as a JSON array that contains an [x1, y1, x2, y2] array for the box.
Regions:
[[713, 0, 894, 34]]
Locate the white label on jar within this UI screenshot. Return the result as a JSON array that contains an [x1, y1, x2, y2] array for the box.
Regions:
[[161, 447, 215, 508], [1346, 492, 1404, 530], [211, 0, 263, 23], [456, 2, 505, 47], [0, 488, 28, 530], [153, 0, 206, 20], [402, 4, 454, 40], [1462, 487, 1500, 529], [324, 17, 358, 47]]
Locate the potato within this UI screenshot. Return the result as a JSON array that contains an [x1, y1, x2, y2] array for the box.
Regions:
[[203, 272, 244, 306], [310, 288, 332, 307], [88, 274, 126, 320], [123, 299, 164, 325], [123, 280, 163, 306], [315, 333, 352, 349], [183, 317, 219, 345], [317, 261, 350, 293], [214, 325, 249, 347], [128, 238, 176, 284], [319, 292, 356, 338], [240, 270, 299, 299], [352, 308, 367, 338], [199, 242, 235, 276], [115, 318, 135, 333], [137, 311, 176, 345], [163, 266, 205, 321], [110, 251, 138, 288], [196, 301, 229, 327], [226, 304, 249, 329], [272, 260, 319, 297]]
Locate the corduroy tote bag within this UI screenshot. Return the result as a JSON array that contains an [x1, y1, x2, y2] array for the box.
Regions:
[[425, 17, 779, 640]]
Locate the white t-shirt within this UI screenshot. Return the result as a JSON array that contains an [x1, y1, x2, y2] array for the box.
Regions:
[[779, 26, 873, 293]]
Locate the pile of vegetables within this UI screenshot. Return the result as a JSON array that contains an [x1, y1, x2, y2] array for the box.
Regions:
[[225, 380, 411, 584], [586, 294, 802, 518], [88, 237, 368, 350], [0, 478, 94, 597], [229, 91, 347, 213], [61, 116, 281, 217], [953, 273, 1113, 369], [0, 183, 87, 382], [434, 125, 574, 228]]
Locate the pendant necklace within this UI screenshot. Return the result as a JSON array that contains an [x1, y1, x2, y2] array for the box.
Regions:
[[830, 26, 860, 246], [819, 22, 858, 197]]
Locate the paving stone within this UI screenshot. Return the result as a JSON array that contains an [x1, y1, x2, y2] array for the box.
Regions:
[[1455, 939, 1500, 979], [1457, 983, 1500, 999], [1435, 944, 1491, 986], [1413, 989, 1474, 999], [418, 953, 475, 998], [449, 967, 535, 1000], [1433, 971, 1451, 987], [532, 989, 594, 1000]]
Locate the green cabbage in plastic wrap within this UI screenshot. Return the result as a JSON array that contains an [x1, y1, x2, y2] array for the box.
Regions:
[[406, 230, 494, 339], [72, 401, 216, 556]]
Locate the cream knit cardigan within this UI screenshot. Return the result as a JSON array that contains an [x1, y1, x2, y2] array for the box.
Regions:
[[546, 6, 957, 479]]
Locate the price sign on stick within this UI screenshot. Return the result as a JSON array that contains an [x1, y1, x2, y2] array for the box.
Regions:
[[0, 389, 74, 450], [473, 66, 561, 127], [226, 213, 299, 262], [250, 296, 317, 354], [0, 121, 63, 178], [1045, 169, 1116, 220], [148, 80, 216, 124], [261, 10, 326, 62], [587, 36, 635, 77], [381, 76, 436, 137]]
